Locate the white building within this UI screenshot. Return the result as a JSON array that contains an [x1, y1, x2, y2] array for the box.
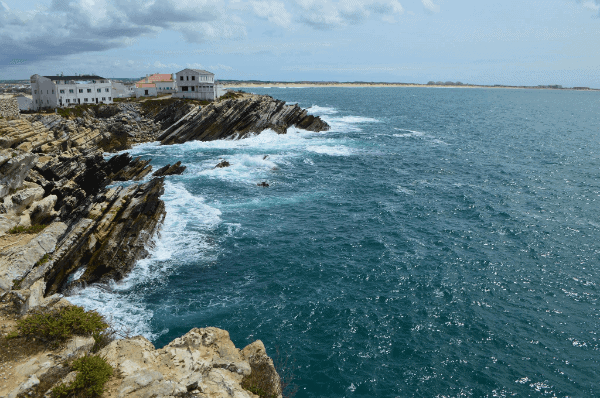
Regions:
[[30, 75, 113, 110], [15, 95, 32, 111], [135, 85, 158, 98], [136, 74, 176, 94], [173, 69, 216, 100], [112, 81, 135, 98]]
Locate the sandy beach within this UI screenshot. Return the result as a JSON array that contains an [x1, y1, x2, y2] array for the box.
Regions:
[[222, 82, 597, 91]]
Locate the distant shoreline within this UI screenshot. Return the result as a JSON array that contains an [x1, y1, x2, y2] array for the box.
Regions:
[[222, 82, 599, 91]]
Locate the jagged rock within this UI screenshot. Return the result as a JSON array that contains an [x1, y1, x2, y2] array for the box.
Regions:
[[152, 161, 186, 177], [0, 150, 38, 197], [44, 178, 166, 295], [214, 160, 231, 169], [0, 222, 67, 295], [0, 185, 45, 214], [96, 327, 282, 398], [158, 94, 329, 145], [27, 195, 59, 225], [257, 182, 269, 187]]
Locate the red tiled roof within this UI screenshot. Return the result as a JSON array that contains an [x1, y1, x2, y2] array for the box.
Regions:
[[136, 74, 173, 84]]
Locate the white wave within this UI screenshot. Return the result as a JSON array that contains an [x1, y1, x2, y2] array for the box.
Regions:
[[306, 145, 353, 156], [393, 128, 427, 138], [192, 153, 281, 184], [68, 181, 222, 340], [307, 105, 338, 116]]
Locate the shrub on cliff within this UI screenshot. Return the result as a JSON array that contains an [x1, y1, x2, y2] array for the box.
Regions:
[[51, 354, 113, 398], [15, 305, 108, 344]]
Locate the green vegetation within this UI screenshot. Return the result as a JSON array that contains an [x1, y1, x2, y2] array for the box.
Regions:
[[56, 104, 99, 118], [8, 224, 47, 234], [36, 253, 51, 266], [11, 278, 22, 290], [51, 354, 113, 398], [218, 91, 244, 101], [15, 305, 108, 344]]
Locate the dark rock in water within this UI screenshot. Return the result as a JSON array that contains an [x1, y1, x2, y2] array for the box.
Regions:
[[257, 182, 269, 187], [214, 160, 231, 169], [158, 95, 329, 145], [44, 177, 166, 295], [263, 155, 268, 160], [152, 161, 186, 177]]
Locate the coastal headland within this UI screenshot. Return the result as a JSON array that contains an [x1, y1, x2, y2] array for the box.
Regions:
[[0, 93, 329, 398]]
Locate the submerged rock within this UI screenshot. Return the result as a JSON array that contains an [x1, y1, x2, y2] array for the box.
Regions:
[[257, 182, 270, 187], [152, 161, 186, 177], [214, 160, 231, 169]]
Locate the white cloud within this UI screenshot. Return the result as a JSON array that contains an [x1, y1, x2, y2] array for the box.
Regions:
[[421, 0, 440, 13], [582, 0, 600, 11], [250, 1, 292, 27], [294, 0, 405, 29]]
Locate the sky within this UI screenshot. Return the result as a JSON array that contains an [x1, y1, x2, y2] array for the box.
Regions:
[[1, 0, 600, 87]]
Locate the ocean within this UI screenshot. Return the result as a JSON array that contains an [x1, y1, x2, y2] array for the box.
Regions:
[[70, 87, 600, 397]]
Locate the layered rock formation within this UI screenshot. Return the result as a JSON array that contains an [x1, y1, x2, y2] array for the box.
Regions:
[[155, 95, 329, 144]]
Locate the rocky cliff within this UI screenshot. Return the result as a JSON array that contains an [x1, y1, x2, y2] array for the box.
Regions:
[[0, 93, 324, 397], [156, 94, 329, 145]]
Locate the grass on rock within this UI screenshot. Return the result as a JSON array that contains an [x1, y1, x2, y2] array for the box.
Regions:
[[8, 224, 47, 234], [51, 354, 113, 398], [16, 305, 108, 344]]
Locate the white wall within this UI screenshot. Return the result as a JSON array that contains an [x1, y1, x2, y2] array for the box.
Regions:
[[135, 86, 158, 98]]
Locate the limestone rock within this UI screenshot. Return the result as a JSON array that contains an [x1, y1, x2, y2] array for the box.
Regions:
[[0, 222, 67, 294], [0, 150, 38, 198], [97, 327, 281, 398], [157, 95, 329, 145]]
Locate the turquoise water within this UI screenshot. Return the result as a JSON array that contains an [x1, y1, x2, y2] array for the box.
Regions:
[[71, 88, 600, 397]]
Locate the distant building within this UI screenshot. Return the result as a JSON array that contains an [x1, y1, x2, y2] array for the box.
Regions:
[[30, 75, 113, 110], [135, 84, 158, 98], [112, 81, 135, 98], [15, 95, 32, 111], [173, 69, 216, 100], [136, 73, 176, 94]]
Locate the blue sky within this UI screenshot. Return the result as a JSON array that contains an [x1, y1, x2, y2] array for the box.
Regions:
[[1, 0, 600, 87]]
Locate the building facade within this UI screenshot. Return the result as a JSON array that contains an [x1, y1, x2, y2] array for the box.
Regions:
[[30, 75, 113, 110], [173, 69, 215, 100], [136, 74, 176, 94]]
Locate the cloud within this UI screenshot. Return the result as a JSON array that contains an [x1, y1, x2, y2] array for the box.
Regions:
[[294, 0, 405, 30], [582, 0, 600, 11], [421, 0, 440, 13], [0, 0, 244, 67], [250, 1, 292, 27]]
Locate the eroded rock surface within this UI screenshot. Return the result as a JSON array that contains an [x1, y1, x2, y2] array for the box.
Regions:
[[157, 95, 329, 145]]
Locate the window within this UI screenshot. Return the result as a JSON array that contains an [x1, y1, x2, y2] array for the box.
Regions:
[[79, 89, 83, 93], [180, 76, 183, 81], [35, 99, 38, 103], [105, 88, 109, 92], [192, 76, 195, 80], [108, 97, 111, 101], [69, 89, 74, 93], [66, 99, 70, 103], [186, 76, 189, 81], [97, 89, 101, 92], [181, 86, 188, 91], [47, 100, 49, 104], [102, 97, 106, 100], [191, 86, 195, 91], [60, 90, 65, 93], [34, 90, 37, 94], [87, 89, 92, 93], [84, 98, 88, 102], [52, 90, 54, 94], [47, 90, 49, 94]]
